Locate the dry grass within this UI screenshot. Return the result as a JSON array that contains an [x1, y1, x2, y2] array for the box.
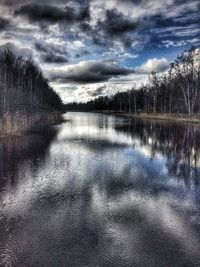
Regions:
[[132, 113, 200, 124], [0, 111, 63, 136], [95, 111, 200, 124]]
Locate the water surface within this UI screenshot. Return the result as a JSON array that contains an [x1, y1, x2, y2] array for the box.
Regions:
[[0, 112, 200, 267]]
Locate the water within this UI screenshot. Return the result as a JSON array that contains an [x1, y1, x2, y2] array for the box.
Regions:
[[0, 112, 200, 267]]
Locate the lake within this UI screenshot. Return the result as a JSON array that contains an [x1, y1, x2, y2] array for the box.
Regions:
[[0, 112, 200, 267]]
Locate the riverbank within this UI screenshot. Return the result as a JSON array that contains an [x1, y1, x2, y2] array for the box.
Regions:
[[92, 111, 200, 124], [0, 111, 65, 137]]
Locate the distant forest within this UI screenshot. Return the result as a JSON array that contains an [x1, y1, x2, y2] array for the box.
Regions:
[[65, 47, 200, 117], [0, 50, 63, 135]]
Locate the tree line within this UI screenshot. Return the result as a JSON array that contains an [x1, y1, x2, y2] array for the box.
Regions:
[[0, 50, 63, 134], [65, 47, 200, 116]]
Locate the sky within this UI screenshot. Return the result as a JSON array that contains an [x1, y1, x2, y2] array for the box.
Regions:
[[0, 0, 199, 103]]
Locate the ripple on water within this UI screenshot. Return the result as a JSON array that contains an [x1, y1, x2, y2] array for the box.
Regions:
[[0, 112, 200, 266]]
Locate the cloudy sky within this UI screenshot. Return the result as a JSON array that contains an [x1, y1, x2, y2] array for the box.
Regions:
[[0, 0, 199, 103]]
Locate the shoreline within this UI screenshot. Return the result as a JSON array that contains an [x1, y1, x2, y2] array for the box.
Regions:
[[0, 112, 66, 138], [82, 111, 200, 124]]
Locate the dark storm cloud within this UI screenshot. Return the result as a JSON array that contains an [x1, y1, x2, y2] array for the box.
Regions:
[[14, 3, 90, 24], [41, 53, 68, 63], [0, 17, 11, 31], [105, 10, 138, 36], [76, 6, 90, 21], [48, 61, 135, 83], [13, 2, 139, 48], [8, 0, 200, 52], [34, 42, 69, 63], [15, 4, 76, 23], [89, 9, 139, 48], [1, 0, 26, 6], [79, 22, 92, 33]]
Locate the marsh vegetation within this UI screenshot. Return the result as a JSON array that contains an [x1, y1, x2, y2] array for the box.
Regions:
[[0, 50, 63, 136]]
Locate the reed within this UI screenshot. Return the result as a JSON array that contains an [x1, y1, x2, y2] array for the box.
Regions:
[[0, 111, 63, 136]]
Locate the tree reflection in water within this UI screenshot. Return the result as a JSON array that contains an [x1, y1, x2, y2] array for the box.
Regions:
[[115, 119, 200, 185], [0, 128, 58, 191]]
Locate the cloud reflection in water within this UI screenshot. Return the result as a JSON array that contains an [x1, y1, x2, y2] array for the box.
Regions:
[[0, 112, 200, 267]]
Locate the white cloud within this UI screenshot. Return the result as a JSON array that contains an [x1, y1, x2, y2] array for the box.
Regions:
[[161, 40, 187, 48], [136, 58, 170, 74], [62, 82, 134, 103], [165, 0, 199, 18], [73, 40, 85, 48]]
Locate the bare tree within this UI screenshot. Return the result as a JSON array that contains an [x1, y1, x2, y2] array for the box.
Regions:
[[172, 48, 200, 116]]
